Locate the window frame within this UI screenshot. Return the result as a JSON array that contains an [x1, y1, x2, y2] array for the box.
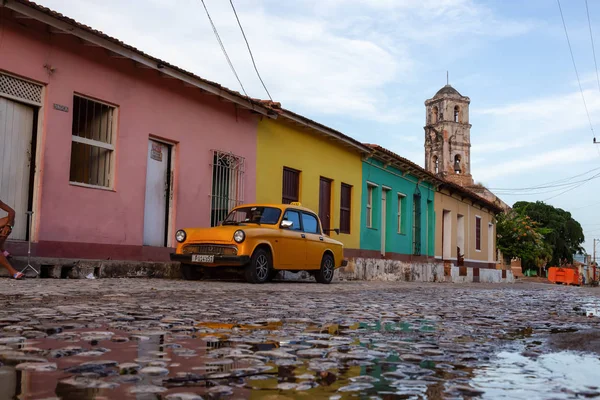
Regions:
[[69, 94, 118, 190], [475, 215, 482, 251], [281, 208, 303, 231], [210, 150, 245, 227], [366, 182, 377, 229], [339, 183, 352, 234], [282, 166, 300, 204], [397, 193, 406, 234], [301, 211, 321, 235]]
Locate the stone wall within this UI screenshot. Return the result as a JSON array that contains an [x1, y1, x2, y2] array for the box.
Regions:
[[336, 258, 445, 282]]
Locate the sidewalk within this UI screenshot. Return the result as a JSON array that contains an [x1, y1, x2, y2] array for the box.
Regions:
[[0, 256, 181, 279]]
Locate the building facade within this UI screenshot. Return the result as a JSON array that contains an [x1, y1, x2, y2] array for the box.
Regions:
[[435, 180, 504, 284], [255, 104, 370, 251], [358, 145, 436, 260], [0, 0, 275, 261]]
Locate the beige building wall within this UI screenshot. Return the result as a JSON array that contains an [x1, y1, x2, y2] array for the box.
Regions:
[[434, 189, 497, 267]]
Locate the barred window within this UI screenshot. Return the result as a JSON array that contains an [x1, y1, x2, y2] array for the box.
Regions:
[[211, 150, 245, 227], [70, 95, 116, 188]]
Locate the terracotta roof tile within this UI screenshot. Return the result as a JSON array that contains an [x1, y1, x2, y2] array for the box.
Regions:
[[366, 144, 503, 214]]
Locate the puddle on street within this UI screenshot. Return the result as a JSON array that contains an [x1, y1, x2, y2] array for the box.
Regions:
[[1, 288, 599, 399], [0, 314, 479, 399], [471, 350, 600, 399]]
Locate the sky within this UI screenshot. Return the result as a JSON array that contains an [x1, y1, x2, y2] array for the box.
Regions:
[[35, 0, 600, 256]]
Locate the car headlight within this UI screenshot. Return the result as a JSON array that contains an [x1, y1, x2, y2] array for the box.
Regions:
[[175, 230, 186, 243], [233, 230, 245, 243]]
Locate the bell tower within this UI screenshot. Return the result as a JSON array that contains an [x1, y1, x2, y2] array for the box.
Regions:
[[424, 84, 473, 187]]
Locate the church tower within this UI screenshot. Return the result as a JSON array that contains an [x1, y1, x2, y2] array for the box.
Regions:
[[424, 84, 473, 187]]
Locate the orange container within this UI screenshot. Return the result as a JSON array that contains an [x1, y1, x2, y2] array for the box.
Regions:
[[548, 267, 581, 286]]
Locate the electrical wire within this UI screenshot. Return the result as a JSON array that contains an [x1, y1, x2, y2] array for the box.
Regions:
[[586, 0, 600, 95], [571, 200, 600, 211], [558, 0, 595, 137], [229, 0, 273, 101], [543, 171, 600, 201], [558, 0, 600, 159], [200, 0, 249, 98], [487, 166, 600, 192]]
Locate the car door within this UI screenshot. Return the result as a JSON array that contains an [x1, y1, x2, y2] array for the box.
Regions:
[[277, 209, 307, 269], [302, 212, 327, 270]]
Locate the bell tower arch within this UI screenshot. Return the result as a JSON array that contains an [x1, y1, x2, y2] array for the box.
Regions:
[[424, 84, 473, 186]]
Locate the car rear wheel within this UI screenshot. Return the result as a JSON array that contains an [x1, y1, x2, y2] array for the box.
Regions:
[[245, 248, 272, 284], [316, 254, 335, 284], [181, 264, 204, 281]]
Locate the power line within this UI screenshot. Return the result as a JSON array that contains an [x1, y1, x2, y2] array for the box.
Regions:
[[571, 200, 600, 211], [543, 171, 600, 201], [585, 0, 600, 158], [487, 166, 600, 192], [557, 0, 599, 149], [586, 0, 600, 95], [200, 0, 249, 98], [229, 0, 273, 101]]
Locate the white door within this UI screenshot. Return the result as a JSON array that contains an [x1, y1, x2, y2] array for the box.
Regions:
[[381, 189, 387, 256], [0, 97, 34, 240], [143, 140, 170, 246]]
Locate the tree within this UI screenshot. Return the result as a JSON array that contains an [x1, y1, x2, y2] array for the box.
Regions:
[[496, 210, 552, 271], [512, 201, 585, 266]]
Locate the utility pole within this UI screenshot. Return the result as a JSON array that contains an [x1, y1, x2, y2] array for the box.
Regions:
[[594, 239, 598, 282]]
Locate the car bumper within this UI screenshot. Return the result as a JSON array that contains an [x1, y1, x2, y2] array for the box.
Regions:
[[170, 253, 251, 266]]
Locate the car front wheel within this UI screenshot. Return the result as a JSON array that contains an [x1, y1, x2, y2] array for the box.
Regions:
[[245, 248, 272, 284], [316, 254, 335, 284]]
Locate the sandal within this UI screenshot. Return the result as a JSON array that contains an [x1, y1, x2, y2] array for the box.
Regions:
[[12, 272, 23, 280]]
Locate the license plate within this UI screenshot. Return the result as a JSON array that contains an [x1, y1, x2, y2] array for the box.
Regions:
[[192, 254, 214, 263]]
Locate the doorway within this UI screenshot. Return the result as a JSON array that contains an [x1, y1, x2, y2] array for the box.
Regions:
[[457, 214, 465, 264], [0, 97, 36, 241], [319, 177, 332, 233], [143, 139, 173, 247], [442, 210, 452, 260]]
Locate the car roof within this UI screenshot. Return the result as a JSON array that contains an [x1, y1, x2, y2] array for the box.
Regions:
[[233, 203, 317, 214]]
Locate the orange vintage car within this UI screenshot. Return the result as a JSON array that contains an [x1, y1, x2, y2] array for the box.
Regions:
[[170, 203, 348, 284]]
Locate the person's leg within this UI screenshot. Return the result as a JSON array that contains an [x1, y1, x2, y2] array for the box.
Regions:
[[0, 218, 20, 277], [0, 217, 7, 253]]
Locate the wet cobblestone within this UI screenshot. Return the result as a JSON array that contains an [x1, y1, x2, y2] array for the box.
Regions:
[[0, 279, 599, 399]]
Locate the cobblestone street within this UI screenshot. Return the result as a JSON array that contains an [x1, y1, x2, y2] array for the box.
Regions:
[[1, 279, 599, 399]]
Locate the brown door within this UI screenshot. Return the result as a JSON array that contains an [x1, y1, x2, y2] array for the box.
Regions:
[[319, 177, 332, 233]]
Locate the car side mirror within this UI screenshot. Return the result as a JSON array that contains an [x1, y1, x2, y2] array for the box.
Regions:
[[281, 220, 294, 229]]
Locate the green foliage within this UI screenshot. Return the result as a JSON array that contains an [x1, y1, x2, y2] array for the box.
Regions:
[[496, 210, 552, 268], [512, 201, 585, 266]]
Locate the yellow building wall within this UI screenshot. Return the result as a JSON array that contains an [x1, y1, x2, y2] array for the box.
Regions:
[[434, 190, 496, 264], [256, 118, 362, 249]]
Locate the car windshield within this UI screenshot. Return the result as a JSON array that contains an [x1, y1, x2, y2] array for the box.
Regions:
[[222, 206, 282, 225]]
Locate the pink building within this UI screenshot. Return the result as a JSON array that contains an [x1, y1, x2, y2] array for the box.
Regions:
[[0, 0, 276, 261]]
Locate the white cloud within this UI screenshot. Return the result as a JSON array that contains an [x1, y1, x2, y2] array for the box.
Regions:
[[472, 89, 600, 154], [36, 0, 534, 123], [475, 144, 599, 181]]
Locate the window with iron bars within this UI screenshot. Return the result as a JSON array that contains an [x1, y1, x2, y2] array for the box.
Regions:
[[69, 95, 116, 188], [210, 150, 245, 227]]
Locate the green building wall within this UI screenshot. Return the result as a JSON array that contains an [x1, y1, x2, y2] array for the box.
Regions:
[[361, 158, 435, 257]]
